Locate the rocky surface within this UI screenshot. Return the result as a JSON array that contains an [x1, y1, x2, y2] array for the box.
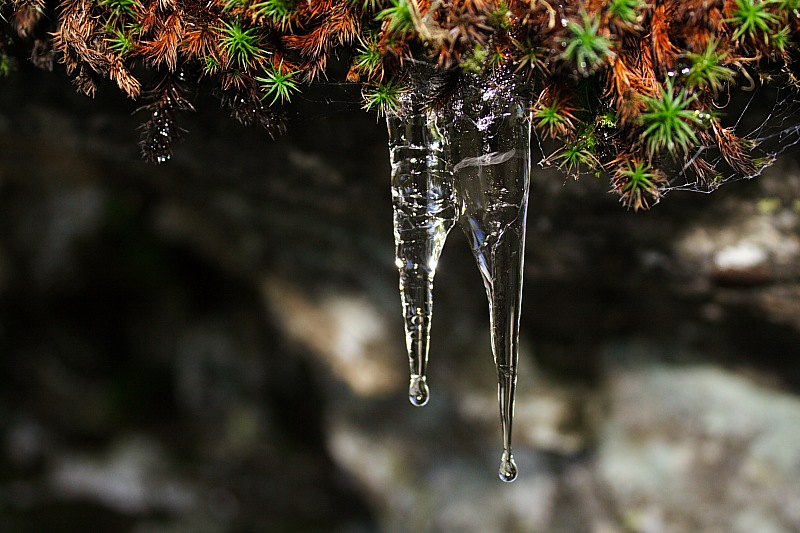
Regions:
[[1, 64, 800, 532]]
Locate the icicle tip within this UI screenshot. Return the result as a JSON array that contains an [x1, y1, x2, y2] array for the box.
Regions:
[[408, 374, 430, 407], [498, 452, 518, 483]]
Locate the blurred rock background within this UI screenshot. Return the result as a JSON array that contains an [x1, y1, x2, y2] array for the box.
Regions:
[[1, 64, 800, 533]]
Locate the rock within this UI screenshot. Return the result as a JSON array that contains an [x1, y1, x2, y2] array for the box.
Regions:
[[599, 365, 800, 533], [261, 276, 403, 398], [47, 435, 196, 514]]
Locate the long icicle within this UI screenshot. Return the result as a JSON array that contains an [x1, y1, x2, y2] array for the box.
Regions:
[[441, 74, 531, 481], [387, 89, 457, 407]]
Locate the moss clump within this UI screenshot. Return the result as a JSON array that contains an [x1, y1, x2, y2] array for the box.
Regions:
[[1, 0, 799, 208]]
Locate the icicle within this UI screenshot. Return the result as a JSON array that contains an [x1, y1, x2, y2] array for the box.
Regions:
[[438, 74, 531, 482], [387, 89, 457, 407]]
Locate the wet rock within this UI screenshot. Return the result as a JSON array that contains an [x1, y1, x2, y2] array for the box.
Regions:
[[48, 435, 196, 514], [599, 364, 800, 533], [327, 414, 560, 533], [261, 277, 403, 398], [674, 203, 800, 285]]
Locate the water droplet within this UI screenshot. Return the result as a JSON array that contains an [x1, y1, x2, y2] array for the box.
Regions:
[[498, 452, 518, 482], [681, 67, 690, 75], [561, 17, 568, 27], [408, 374, 429, 406], [667, 70, 676, 77]]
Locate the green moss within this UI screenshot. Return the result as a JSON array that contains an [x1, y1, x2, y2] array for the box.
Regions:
[[257, 65, 300, 104], [639, 80, 702, 157], [685, 40, 734, 95], [729, 0, 780, 42], [377, 0, 416, 35], [562, 11, 614, 77], [252, 0, 296, 28], [218, 19, 264, 68], [606, 0, 643, 25], [362, 80, 404, 116]]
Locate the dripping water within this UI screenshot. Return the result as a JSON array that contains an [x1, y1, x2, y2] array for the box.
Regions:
[[387, 92, 457, 408], [388, 71, 531, 481], [499, 451, 518, 483], [434, 73, 531, 482]]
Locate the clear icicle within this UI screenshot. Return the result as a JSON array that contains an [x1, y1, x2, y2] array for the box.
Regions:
[[387, 92, 457, 407], [439, 74, 531, 482]]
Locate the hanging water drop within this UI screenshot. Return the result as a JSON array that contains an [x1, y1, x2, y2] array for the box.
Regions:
[[499, 451, 518, 482], [436, 73, 531, 482], [409, 374, 429, 406], [387, 87, 457, 408]]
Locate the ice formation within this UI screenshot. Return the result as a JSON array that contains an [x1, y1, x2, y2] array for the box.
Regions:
[[388, 72, 531, 482]]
